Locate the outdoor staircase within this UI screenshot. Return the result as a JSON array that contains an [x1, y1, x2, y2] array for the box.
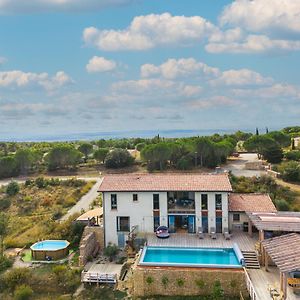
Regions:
[[242, 250, 260, 269]]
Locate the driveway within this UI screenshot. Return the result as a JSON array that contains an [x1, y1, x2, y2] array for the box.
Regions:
[[60, 177, 103, 222], [225, 153, 267, 177]]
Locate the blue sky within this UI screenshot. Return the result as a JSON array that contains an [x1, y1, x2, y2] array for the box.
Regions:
[[0, 0, 300, 140]]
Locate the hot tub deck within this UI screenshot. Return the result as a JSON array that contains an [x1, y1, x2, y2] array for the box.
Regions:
[[146, 230, 257, 251]]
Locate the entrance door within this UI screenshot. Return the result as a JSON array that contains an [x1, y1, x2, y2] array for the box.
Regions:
[[202, 216, 208, 233], [117, 233, 125, 247], [188, 215, 195, 233], [216, 217, 222, 233]]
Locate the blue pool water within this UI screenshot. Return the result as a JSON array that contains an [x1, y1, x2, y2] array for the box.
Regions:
[[140, 247, 241, 268], [31, 240, 69, 251]]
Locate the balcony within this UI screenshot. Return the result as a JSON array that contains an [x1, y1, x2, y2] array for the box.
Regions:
[[167, 191, 195, 214]]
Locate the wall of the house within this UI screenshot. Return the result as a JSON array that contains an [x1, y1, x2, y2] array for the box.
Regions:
[[103, 191, 229, 247], [228, 212, 249, 231]]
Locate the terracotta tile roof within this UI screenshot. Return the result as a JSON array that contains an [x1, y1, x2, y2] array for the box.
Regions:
[[98, 173, 232, 192], [229, 193, 277, 212]]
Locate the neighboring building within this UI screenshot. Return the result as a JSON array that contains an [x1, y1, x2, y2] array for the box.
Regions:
[[228, 193, 277, 232], [99, 173, 232, 247]]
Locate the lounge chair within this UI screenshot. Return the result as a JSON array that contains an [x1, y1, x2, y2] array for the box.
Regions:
[[224, 227, 231, 240], [210, 227, 217, 239], [198, 227, 204, 239]]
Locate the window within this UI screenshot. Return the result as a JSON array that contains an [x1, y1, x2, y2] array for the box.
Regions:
[[153, 194, 160, 210], [133, 194, 138, 202], [111, 194, 117, 209], [215, 194, 222, 210], [117, 217, 130, 232], [201, 194, 208, 210], [153, 216, 160, 231], [233, 213, 240, 222]]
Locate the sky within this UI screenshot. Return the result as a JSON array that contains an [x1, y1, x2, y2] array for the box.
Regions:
[[0, 0, 300, 140]]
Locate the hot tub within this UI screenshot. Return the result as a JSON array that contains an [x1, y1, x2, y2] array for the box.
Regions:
[[30, 240, 70, 261]]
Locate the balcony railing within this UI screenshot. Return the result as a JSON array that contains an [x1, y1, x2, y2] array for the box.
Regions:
[[168, 198, 195, 213]]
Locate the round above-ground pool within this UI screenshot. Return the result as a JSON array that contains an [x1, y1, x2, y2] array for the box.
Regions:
[[30, 240, 70, 261]]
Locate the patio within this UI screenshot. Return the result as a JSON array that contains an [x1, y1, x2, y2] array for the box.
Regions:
[[146, 230, 257, 251]]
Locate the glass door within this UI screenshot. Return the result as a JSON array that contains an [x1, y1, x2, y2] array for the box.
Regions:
[[168, 215, 175, 233], [188, 215, 195, 233], [216, 217, 222, 233]]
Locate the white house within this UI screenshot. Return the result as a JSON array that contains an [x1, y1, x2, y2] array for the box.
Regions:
[[99, 173, 234, 247]]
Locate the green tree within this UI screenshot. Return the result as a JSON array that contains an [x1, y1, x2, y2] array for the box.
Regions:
[[266, 131, 291, 148], [194, 137, 214, 167], [15, 149, 35, 175], [6, 181, 20, 196], [141, 143, 171, 170], [94, 148, 109, 163], [262, 145, 283, 163], [244, 135, 277, 159], [104, 149, 134, 168], [78, 143, 93, 162], [46, 145, 82, 170], [278, 161, 300, 182], [0, 156, 19, 179], [0, 213, 9, 257]]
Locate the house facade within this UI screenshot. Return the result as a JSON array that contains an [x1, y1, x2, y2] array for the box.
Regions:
[[99, 173, 233, 247]]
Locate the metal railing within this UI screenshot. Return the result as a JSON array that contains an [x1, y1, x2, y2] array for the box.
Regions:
[[244, 268, 259, 300]]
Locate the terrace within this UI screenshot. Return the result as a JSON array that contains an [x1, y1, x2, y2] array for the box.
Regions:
[[146, 230, 257, 251]]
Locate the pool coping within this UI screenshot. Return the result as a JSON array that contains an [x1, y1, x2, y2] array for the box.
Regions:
[[30, 239, 70, 251], [138, 246, 243, 269]]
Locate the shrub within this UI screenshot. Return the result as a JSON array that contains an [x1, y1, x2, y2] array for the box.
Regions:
[[3, 268, 31, 291], [0, 198, 11, 210], [161, 276, 169, 288], [104, 243, 119, 261], [274, 199, 290, 211], [24, 180, 33, 187], [104, 149, 134, 168], [176, 278, 184, 287], [212, 280, 224, 300], [35, 177, 47, 189], [14, 284, 33, 300], [0, 255, 13, 273], [195, 279, 206, 289], [6, 181, 20, 196], [146, 276, 154, 285], [284, 150, 300, 161]]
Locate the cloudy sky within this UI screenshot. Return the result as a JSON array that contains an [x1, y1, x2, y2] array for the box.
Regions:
[[1, 0, 300, 140]]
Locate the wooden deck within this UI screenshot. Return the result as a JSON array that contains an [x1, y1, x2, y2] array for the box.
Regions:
[[146, 230, 257, 251], [248, 267, 300, 300]]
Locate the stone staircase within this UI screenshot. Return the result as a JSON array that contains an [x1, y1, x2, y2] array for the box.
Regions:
[[242, 250, 260, 269]]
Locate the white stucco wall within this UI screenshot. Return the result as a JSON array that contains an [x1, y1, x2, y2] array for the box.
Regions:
[[228, 212, 250, 231]]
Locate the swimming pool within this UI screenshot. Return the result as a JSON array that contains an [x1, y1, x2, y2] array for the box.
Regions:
[[139, 246, 243, 268], [30, 240, 69, 260]]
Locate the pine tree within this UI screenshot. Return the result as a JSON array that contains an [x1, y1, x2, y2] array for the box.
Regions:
[[256, 128, 259, 136]]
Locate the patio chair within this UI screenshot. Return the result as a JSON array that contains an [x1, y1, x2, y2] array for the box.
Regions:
[[198, 227, 204, 239], [210, 227, 217, 239], [223, 227, 231, 240]]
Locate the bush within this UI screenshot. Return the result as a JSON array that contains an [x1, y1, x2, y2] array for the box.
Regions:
[[3, 268, 31, 291], [212, 280, 224, 299], [275, 199, 290, 211], [6, 181, 20, 196], [146, 276, 154, 285], [14, 284, 33, 300], [35, 177, 47, 189], [161, 276, 169, 288], [0, 255, 13, 273], [284, 150, 300, 161], [104, 243, 119, 261], [278, 161, 300, 182], [176, 278, 184, 287], [0, 198, 11, 210]]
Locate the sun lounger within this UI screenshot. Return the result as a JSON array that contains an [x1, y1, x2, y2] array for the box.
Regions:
[[210, 227, 217, 239], [198, 227, 204, 239], [224, 227, 231, 240]]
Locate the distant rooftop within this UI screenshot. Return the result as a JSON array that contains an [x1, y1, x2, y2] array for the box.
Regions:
[[247, 212, 300, 232], [98, 173, 232, 192], [228, 193, 277, 213]]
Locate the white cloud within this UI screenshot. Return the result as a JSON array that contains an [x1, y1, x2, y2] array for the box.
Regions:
[[141, 58, 220, 79], [83, 13, 217, 51], [210, 69, 273, 86], [0, 70, 72, 91], [206, 34, 300, 54], [0, 0, 134, 13], [86, 56, 117, 73], [188, 96, 237, 109], [220, 0, 300, 34]]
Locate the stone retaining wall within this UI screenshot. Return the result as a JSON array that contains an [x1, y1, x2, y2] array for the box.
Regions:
[[132, 266, 248, 298]]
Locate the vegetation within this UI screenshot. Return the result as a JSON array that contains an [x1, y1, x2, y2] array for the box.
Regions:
[[230, 174, 299, 211], [0, 178, 93, 248], [104, 243, 119, 261], [104, 148, 134, 168]]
